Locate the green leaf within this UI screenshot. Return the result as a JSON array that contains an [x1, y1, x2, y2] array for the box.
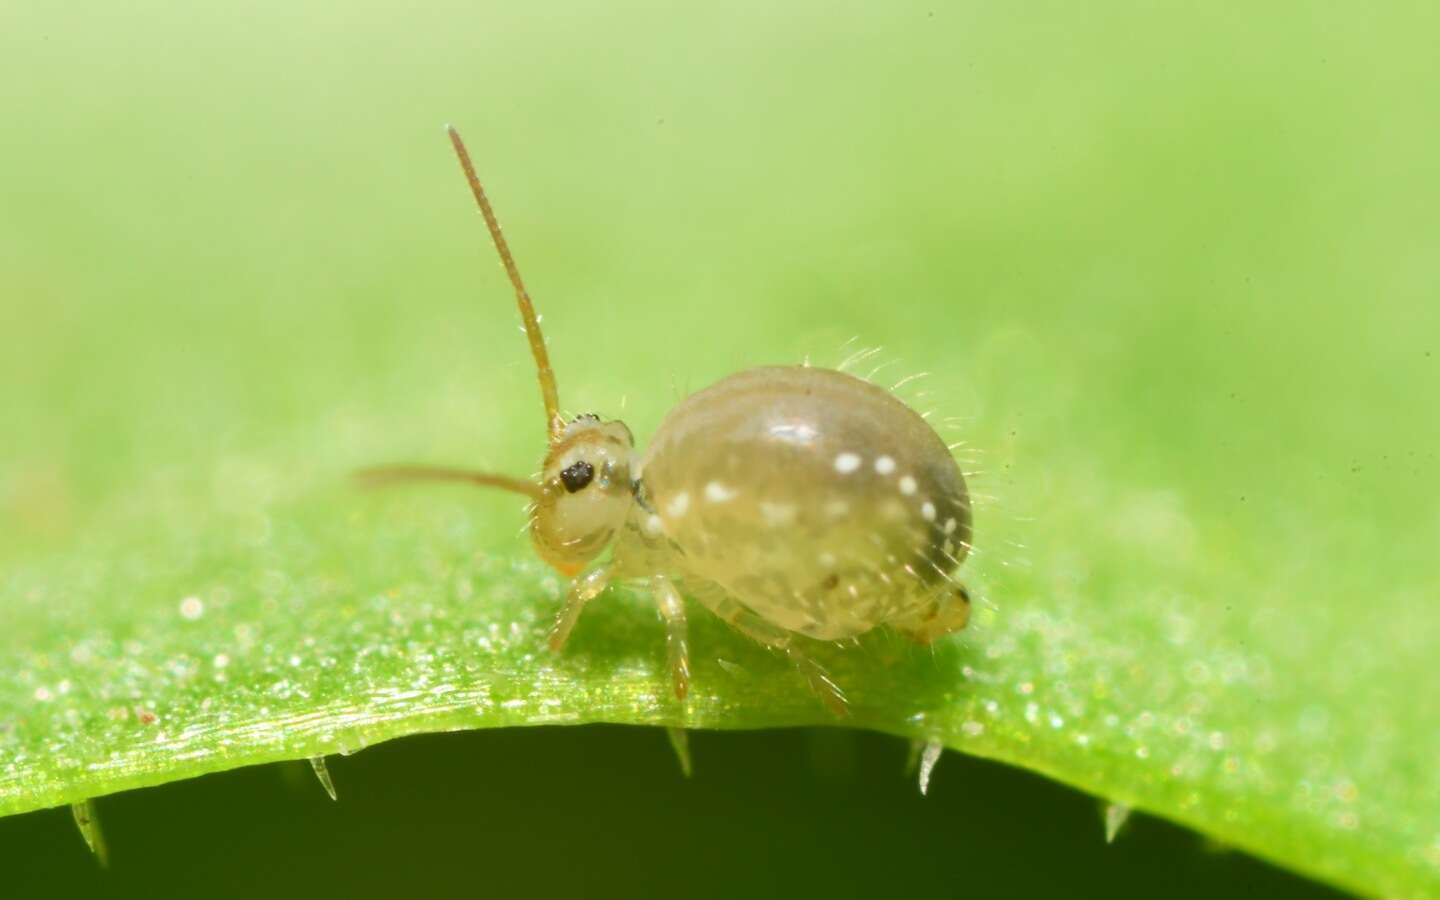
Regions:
[[3, 2, 1438, 897]]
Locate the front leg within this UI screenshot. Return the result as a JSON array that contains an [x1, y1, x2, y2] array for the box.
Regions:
[[548, 564, 613, 652], [651, 575, 690, 701]]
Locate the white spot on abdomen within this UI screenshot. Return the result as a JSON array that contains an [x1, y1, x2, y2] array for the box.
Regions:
[[874, 455, 896, 475], [645, 514, 664, 535], [768, 420, 819, 444], [834, 452, 861, 474], [665, 492, 691, 517], [921, 501, 937, 521], [898, 475, 917, 496], [705, 481, 737, 503]]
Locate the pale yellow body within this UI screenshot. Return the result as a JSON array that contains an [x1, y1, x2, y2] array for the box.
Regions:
[[382, 128, 976, 713], [615, 367, 971, 641]]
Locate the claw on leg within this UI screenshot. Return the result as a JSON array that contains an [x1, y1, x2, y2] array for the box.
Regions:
[[652, 575, 691, 701], [548, 564, 613, 652]]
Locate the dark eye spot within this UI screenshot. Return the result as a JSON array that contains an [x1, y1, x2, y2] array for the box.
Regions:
[[560, 460, 595, 493], [573, 413, 601, 424]]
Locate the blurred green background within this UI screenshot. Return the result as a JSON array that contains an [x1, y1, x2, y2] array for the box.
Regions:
[[3, 1, 1437, 897]]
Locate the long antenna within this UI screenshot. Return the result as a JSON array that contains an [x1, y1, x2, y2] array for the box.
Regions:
[[355, 464, 542, 500], [447, 125, 563, 442]]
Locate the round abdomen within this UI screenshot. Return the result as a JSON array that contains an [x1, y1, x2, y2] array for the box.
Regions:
[[637, 366, 971, 640]]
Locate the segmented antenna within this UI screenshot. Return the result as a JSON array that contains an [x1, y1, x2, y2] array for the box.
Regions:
[[447, 125, 563, 442], [354, 464, 542, 500]]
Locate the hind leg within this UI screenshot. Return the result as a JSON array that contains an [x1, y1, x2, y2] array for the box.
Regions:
[[893, 583, 972, 644], [698, 591, 848, 715]]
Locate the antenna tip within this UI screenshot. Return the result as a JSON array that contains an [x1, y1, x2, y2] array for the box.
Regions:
[[445, 123, 459, 136]]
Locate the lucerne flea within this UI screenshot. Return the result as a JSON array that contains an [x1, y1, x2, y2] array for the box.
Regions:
[[363, 127, 975, 713]]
